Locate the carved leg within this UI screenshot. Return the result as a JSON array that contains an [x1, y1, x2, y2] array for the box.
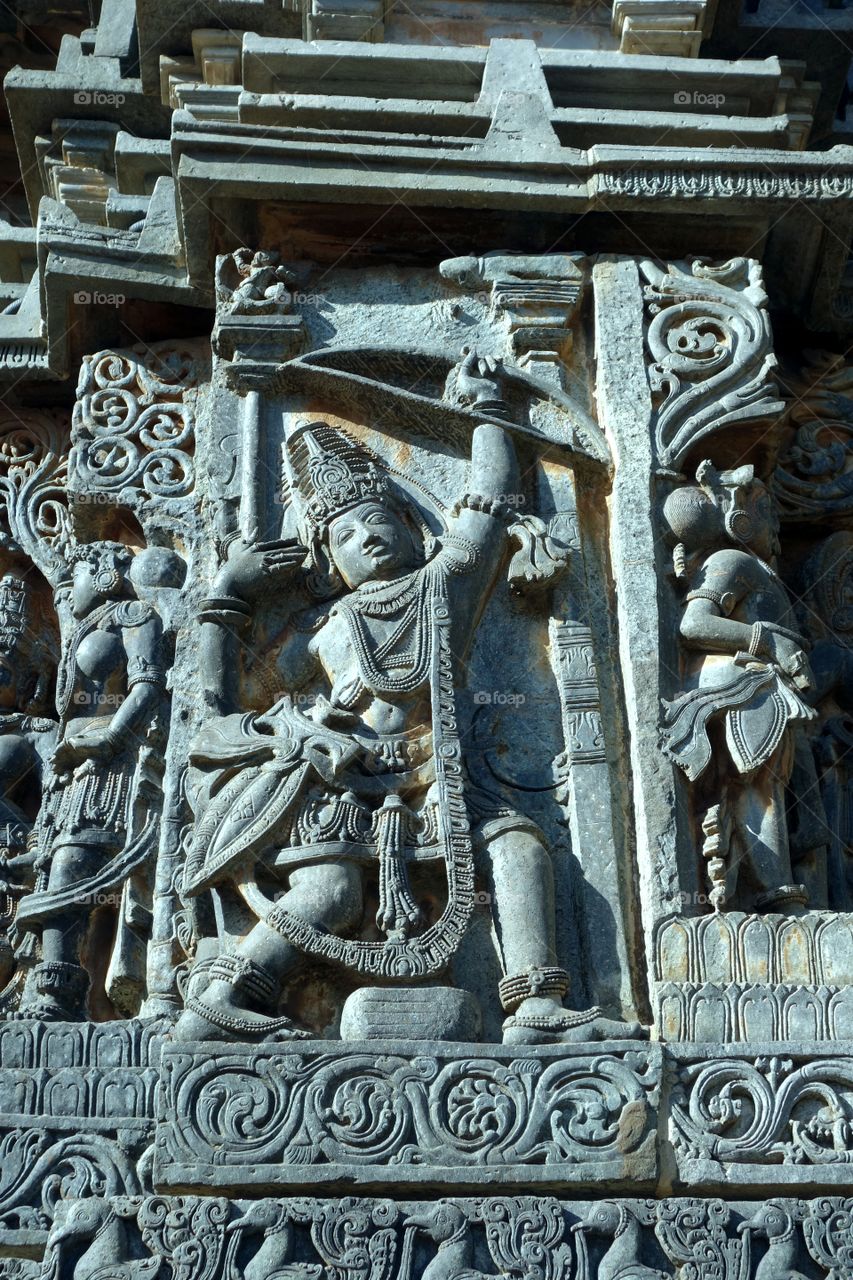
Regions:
[[738, 756, 808, 913], [482, 827, 645, 1043], [176, 861, 363, 1041], [17, 842, 99, 1020]]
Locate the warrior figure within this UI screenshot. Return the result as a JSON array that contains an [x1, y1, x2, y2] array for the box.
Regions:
[[661, 461, 816, 912], [177, 411, 638, 1042], [14, 542, 166, 1020]]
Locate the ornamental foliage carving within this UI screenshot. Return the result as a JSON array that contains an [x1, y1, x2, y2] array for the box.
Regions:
[[642, 259, 783, 470]]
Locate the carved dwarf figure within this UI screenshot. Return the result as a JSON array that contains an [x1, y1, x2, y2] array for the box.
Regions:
[[224, 248, 295, 315], [14, 542, 166, 1020], [178, 409, 636, 1043], [661, 461, 816, 912]]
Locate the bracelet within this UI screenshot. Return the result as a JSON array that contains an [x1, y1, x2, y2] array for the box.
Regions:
[[128, 671, 165, 689], [199, 594, 252, 623], [127, 659, 166, 690], [685, 587, 736, 615]]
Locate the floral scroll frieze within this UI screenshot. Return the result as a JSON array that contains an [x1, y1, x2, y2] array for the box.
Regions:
[[155, 1042, 661, 1191], [671, 1048, 853, 1182], [0, 409, 70, 582]]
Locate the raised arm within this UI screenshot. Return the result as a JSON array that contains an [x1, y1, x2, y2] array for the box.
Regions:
[[199, 539, 309, 716]]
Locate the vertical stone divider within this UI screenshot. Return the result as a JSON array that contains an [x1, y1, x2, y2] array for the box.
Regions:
[[592, 258, 695, 1006], [548, 490, 643, 1022], [495, 257, 643, 1021]]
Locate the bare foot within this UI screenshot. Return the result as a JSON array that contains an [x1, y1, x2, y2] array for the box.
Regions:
[[503, 997, 646, 1044], [175, 985, 309, 1042]]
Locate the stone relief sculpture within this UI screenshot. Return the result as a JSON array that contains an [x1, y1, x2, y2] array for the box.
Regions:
[[218, 248, 296, 317], [0, 231, 848, 1274], [0, 569, 57, 993], [1, 0, 853, 1235], [13, 541, 167, 1020], [795, 531, 853, 908], [661, 460, 816, 913], [176, 379, 638, 1045]]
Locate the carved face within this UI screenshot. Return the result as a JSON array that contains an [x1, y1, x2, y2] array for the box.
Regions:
[[327, 499, 416, 589], [745, 482, 780, 560]]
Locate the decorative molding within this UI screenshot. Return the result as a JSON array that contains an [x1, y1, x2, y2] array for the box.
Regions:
[[641, 259, 783, 470], [155, 1042, 661, 1191], [0, 409, 70, 582], [10, 1193, 853, 1279], [671, 1048, 853, 1182], [71, 344, 204, 503]]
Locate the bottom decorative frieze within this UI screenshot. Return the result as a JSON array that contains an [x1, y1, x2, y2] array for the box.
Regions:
[[3, 1194, 853, 1279], [155, 1040, 661, 1192]]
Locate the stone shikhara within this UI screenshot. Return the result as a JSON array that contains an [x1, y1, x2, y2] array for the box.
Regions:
[[0, 0, 852, 1274]]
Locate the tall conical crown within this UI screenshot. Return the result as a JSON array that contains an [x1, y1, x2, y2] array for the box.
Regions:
[[286, 422, 390, 535]]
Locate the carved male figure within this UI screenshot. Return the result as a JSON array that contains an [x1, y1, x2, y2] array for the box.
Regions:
[[178, 392, 635, 1042], [0, 571, 57, 989], [14, 542, 166, 1019], [662, 461, 816, 911]]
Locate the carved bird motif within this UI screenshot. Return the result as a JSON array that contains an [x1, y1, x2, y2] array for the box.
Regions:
[[572, 1203, 670, 1280], [224, 1202, 323, 1280], [404, 1202, 492, 1280], [41, 1198, 158, 1280], [738, 1203, 811, 1280]]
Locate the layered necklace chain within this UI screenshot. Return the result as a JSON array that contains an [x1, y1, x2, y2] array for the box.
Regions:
[[338, 563, 442, 694]]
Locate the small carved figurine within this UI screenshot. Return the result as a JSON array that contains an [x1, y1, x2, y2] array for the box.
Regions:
[[13, 542, 166, 1020], [661, 461, 816, 912], [224, 248, 295, 316]]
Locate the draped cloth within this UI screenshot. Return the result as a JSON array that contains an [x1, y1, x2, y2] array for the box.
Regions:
[[661, 659, 816, 783]]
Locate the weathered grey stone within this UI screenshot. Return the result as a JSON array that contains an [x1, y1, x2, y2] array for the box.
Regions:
[[1, 0, 853, 1272], [339, 984, 482, 1041]]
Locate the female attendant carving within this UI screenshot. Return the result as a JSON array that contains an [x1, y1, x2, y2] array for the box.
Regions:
[[14, 542, 166, 1019], [662, 461, 816, 911]]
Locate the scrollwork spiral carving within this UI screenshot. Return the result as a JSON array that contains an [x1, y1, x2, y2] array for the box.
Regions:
[[72, 342, 204, 501], [672, 1056, 853, 1166], [642, 259, 783, 470]]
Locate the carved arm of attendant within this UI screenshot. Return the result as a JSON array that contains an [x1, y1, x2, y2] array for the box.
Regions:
[[53, 614, 164, 770], [680, 551, 812, 689], [445, 404, 520, 639]]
